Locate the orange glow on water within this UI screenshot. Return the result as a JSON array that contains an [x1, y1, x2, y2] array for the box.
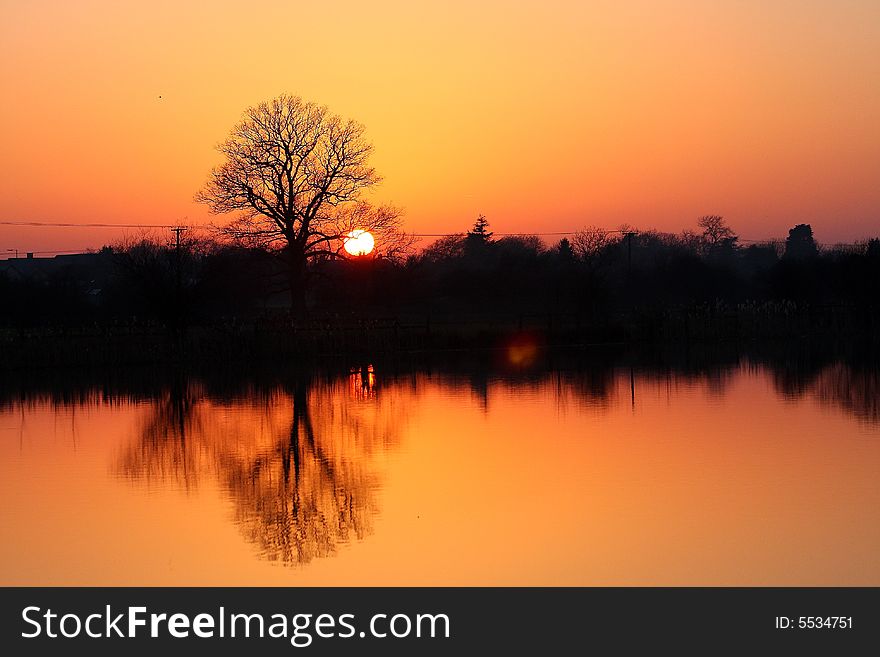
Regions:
[[1, 364, 879, 586]]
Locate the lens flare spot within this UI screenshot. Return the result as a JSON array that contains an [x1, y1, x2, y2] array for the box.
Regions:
[[507, 338, 538, 368]]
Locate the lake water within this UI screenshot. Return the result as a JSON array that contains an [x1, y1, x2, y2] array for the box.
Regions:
[[1, 353, 878, 585]]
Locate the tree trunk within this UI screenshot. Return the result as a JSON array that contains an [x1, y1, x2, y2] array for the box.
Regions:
[[287, 247, 307, 317]]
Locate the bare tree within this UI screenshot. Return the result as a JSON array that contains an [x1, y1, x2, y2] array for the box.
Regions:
[[419, 234, 467, 263], [196, 94, 406, 312], [110, 227, 213, 324], [697, 215, 737, 250], [572, 226, 619, 272]]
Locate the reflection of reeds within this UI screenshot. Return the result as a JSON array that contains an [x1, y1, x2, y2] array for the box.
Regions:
[[763, 359, 880, 424], [812, 363, 880, 424]]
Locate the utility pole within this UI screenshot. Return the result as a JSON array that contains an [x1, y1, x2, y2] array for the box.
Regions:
[[625, 231, 635, 279], [171, 226, 187, 288], [171, 226, 187, 330], [171, 226, 186, 254]]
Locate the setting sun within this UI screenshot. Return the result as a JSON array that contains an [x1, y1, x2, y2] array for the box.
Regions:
[[344, 229, 375, 256]]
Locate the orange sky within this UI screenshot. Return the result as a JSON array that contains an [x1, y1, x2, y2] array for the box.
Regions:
[[1, 0, 879, 253]]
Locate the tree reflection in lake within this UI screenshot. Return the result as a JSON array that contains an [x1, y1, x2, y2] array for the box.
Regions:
[[116, 375, 208, 491], [116, 367, 407, 564], [3, 344, 878, 573]]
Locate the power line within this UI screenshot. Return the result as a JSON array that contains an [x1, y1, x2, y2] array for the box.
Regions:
[[0, 249, 96, 257], [0, 221, 181, 228], [0, 223, 594, 237], [413, 231, 578, 237], [411, 229, 631, 237], [31, 249, 94, 255]]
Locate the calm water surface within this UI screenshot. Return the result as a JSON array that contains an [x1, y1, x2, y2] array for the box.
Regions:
[[1, 358, 878, 585]]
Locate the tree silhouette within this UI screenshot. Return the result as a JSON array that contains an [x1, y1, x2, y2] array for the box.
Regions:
[[697, 215, 738, 259], [572, 226, 617, 273], [785, 223, 819, 260], [196, 94, 404, 312], [468, 214, 492, 240], [109, 230, 211, 326], [697, 215, 734, 244], [464, 214, 492, 248], [555, 237, 575, 261], [420, 234, 466, 262]]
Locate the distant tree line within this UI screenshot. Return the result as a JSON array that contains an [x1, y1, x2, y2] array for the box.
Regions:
[[1, 216, 878, 336]]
